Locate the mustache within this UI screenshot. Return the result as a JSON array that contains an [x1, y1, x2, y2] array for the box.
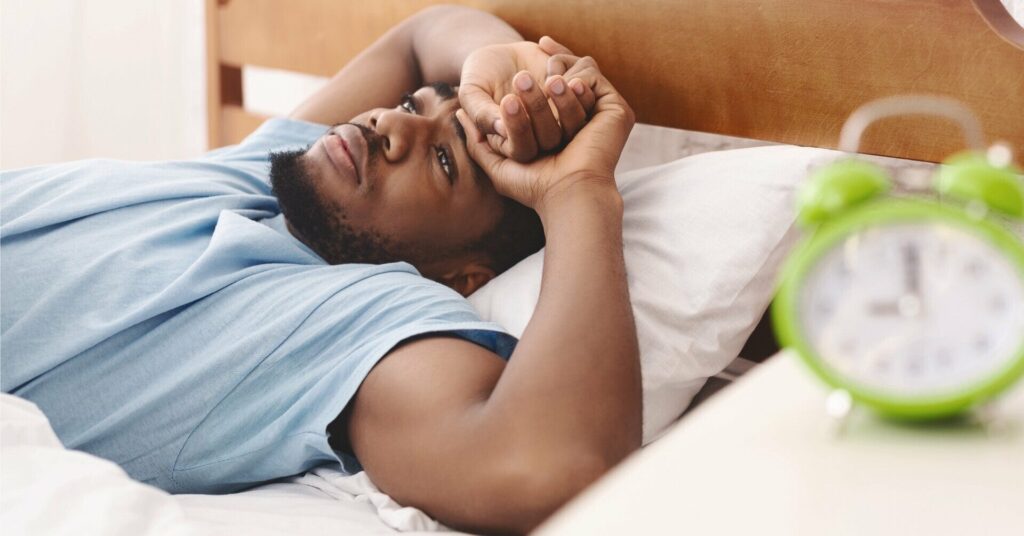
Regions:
[[333, 122, 383, 162]]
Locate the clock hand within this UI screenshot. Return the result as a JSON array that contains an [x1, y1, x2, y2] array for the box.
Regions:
[[867, 301, 901, 316], [902, 243, 921, 296], [867, 296, 922, 317], [898, 243, 926, 318]]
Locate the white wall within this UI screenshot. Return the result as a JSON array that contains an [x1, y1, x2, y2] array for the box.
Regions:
[[1, 0, 206, 168]]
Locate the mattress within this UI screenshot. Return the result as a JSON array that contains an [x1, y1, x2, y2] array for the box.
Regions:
[[0, 393, 469, 536]]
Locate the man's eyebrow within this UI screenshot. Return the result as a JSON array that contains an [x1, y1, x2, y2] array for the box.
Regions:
[[427, 82, 463, 143], [429, 81, 456, 101], [426, 81, 486, 187], [451, 112, 467, 145], [448, 108, 491, 188]]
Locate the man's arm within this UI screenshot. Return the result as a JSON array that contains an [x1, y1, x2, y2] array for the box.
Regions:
[[289, 5, 520, 126], [347, 59, 640, 535]]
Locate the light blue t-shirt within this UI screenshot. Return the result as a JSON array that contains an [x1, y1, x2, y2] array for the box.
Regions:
[[0, 118, 517, 494]]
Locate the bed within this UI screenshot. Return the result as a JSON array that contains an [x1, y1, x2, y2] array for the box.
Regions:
[[4, 1, 1022, 535], [206, 0, 1024, 160]]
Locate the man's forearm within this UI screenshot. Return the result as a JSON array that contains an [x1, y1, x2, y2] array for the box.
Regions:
[[486, 183, 643, 462], [289, 5, 520, 126], [410, 5, 522, 84]]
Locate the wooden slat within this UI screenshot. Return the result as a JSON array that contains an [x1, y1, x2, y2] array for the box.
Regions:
[[207, 0, 1024, 162], [221, 105, 268, 147], [219, 64, 243, 107], [482, 0, 1024, 162], [215, 0, 457, 77], [204, 0, 222, 149]]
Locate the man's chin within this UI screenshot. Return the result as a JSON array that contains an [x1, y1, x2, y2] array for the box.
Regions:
[[269, 147, 397, 266]]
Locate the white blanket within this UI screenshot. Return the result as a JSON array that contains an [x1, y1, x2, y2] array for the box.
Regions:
[[0, 394, 458, 536]]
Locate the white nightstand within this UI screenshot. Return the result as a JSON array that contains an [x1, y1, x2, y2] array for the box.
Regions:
[[537, 351, 1024, 535]]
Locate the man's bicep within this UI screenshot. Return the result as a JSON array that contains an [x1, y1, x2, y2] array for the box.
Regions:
[[347, 335, 511, 505]]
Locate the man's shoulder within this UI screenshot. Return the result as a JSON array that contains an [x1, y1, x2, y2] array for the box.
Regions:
[[315, 262, 467, 309], [284, 262, 497, 337], [204, 118, 329, 162]]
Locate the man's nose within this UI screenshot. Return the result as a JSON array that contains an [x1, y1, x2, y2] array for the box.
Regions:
[[371, 110, 432, 163]]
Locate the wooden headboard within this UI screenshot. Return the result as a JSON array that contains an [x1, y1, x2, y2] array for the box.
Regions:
[[206, 0, 1024, 163]]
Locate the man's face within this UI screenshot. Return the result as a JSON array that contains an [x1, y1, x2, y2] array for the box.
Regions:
[[270, 83, 505, 279]]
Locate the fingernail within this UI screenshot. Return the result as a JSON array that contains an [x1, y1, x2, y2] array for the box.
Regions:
[[494, 119, 507, 137], [504, 97, 520, 115], [514, 72, 533, 91], [549, 77, 565, 96], [570, 79, 585, 96]]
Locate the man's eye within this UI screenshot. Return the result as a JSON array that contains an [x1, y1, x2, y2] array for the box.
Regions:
[[399, 94, 417, 114], [436, 146, 453, 183]]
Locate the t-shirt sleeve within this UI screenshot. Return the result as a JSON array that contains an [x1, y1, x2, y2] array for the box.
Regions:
[[169, 264, 517, 493], [203, 117, 331, 163]]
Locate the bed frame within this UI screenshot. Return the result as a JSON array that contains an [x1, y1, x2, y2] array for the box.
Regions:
[[206, 0, 1024, 163]]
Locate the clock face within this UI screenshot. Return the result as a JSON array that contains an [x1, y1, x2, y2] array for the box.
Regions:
[[798, 221, 1024, 397]]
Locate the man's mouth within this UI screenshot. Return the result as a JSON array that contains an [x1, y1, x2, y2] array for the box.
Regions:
[[325, 126, 369, 185]]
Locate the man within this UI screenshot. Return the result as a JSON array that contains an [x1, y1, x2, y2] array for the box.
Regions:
[[1, 5, 639, 534]]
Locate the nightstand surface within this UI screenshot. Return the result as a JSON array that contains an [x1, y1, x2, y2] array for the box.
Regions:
[[538, 351, 1024, 535]]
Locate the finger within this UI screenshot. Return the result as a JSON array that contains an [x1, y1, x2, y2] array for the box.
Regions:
[[458, 83, 508, 139], [556, 56, 599, 115], [546, 53, 581, 78], [499, 93, 539, 162], [458, 109, 533, 205], [513, 70, 563, 154], [486, 133, 505, 155], [538, 35, 575, 56], [544, 75, 587, 141], [561, 55, 599, 81], [571, 66, 636, 156], [568, 77, 597, 114], [456, 109, 503, 171]]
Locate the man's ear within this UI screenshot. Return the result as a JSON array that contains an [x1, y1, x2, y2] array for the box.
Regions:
[[440, 261, 496, 297]]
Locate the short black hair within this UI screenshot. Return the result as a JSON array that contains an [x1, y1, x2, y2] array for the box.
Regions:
[[472, 197, 545, 275]]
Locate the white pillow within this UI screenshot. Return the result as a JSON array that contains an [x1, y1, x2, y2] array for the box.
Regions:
[[469, 145, 838, 444]]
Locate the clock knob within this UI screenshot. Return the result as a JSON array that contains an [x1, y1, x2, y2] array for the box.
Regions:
[[936, 150, 1023, 219], [798, 160, 891, 226]]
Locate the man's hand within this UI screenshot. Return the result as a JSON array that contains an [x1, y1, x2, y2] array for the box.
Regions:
[[457, 55, 633, 212], [353, 50, 641, 536], [459, 37, 596, 163]]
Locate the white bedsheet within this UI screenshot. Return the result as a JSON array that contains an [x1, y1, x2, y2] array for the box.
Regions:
[[3, 124, 969, 536], [1, 123, 716, 536], [0, 393, 462, 536]]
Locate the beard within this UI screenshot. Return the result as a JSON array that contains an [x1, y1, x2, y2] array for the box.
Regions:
[[268, 140, 399, 266]]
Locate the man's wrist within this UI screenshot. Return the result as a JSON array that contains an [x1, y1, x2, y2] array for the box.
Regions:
[[536, 177, 624, 226]]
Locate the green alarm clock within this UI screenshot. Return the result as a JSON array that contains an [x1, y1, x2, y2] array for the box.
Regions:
[[772, 96, 1024, 420]]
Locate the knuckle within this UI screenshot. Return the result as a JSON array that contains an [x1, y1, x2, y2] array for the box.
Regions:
[[557, 100, 582, 119], [507, 115, 532, 133], [539, 132, 560, 147], [511, 148, 534, 163], [554, 96, 576, 111], [526, 95, 551, 115], [623, 102, 636, 121]]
